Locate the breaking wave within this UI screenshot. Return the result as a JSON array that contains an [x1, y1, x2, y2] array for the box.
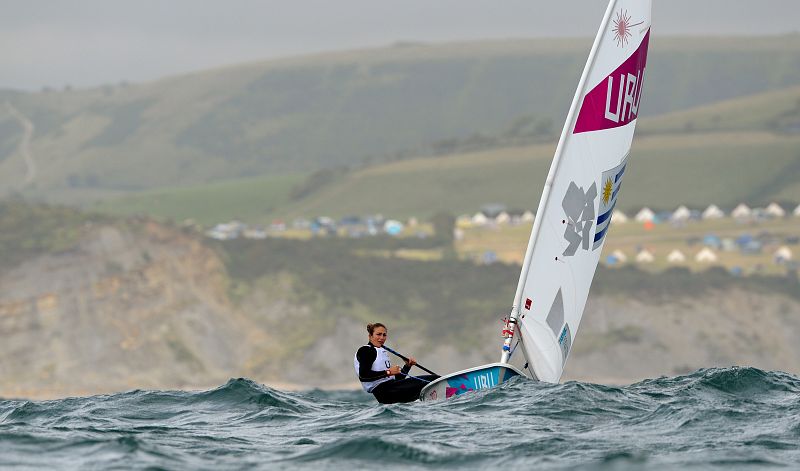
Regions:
[[1, 368, 799, 469]]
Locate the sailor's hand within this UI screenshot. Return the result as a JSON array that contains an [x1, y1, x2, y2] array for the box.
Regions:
[[387, 365, 401, 376], [405, 357, 417, 367]]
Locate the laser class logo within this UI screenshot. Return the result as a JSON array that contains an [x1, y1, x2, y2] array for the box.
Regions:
[[612, 9, 643, 47]]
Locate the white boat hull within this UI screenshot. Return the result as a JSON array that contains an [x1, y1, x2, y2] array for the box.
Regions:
[[419, 363, 525, 402]]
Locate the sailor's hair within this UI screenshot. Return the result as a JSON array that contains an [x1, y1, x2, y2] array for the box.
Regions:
[[367, 323, 386, 335]]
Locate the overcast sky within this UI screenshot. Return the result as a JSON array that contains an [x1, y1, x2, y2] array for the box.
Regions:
[[2, 0, 799, 91]]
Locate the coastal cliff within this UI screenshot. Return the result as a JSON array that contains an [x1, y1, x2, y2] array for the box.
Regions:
[[1, 220, 798, 398]]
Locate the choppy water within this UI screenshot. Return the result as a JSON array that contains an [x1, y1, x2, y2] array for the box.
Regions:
[[1, 367, 799, 470]]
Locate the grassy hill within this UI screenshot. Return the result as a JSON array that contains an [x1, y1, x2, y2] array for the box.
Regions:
[[280, 131, 800, 219], [93, 83, 800, 224], [93, 173, 304, 226], [638, 84, 800, 135], [1, 35, 799, 202], [96, 130, 800, 224]]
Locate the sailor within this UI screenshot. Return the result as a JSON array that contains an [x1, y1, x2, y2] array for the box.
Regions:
[[354, 323, 439, 404]]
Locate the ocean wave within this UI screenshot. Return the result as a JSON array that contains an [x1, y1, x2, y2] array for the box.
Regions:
[[1, 368, 799, 469]]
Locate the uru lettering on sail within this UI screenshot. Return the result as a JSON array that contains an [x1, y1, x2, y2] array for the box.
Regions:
[[573, 30, 650, 134]]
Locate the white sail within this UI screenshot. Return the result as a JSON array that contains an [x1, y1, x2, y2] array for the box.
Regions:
[[507, 0, 652, 382]]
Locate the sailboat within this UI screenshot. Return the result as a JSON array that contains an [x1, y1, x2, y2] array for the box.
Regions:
[[420, 0, 652, 401]]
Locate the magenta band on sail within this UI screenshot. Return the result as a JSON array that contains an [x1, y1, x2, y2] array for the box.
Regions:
[[573, 30, 650, 134]]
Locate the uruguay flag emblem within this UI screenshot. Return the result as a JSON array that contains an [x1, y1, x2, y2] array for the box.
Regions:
[[593, 155, 629, 250]]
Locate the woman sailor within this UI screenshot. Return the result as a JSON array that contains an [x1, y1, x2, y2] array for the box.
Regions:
[[354, 323, 438, 404]]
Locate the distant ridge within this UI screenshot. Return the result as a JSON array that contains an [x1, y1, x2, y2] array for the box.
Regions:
[[1, 35, 799, 204], [94, 85, 800, 223]]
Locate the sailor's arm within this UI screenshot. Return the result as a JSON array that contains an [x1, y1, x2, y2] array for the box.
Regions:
[[400, 356, 417, 375]]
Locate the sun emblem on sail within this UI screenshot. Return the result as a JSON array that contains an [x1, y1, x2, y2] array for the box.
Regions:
[[602, 178, 614, 205], [612, 9, 642, 47]]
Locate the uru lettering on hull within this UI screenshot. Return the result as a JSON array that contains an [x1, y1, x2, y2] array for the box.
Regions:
[[420, 364, 522, 401]]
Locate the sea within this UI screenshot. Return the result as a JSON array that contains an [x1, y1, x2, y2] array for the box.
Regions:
[[1, 367, 798, 470]]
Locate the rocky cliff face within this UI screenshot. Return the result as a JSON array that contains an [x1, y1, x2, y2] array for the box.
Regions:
[[563, 290, 800, 383], [1, 221, 799, 399], [0, 221, 258, 398], [308, 289, 800, 389]]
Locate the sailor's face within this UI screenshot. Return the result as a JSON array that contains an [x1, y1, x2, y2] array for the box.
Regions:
[[370, 327, 387, 347]]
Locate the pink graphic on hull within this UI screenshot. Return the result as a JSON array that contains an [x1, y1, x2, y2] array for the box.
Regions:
[[574, 29, 650, 134], [445, 375, 475, 398]]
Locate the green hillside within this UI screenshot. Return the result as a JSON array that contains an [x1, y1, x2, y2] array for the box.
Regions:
[[1, 35, 799, 202], [638, 85, 800, 135], [95, 130, 800, 224], [94, 84, 800, 224], [275, 131, 800, 219], [93, 173, 304, 226]]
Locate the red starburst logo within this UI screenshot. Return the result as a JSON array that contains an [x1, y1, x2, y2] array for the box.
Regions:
[[612, 10, 643, 47]]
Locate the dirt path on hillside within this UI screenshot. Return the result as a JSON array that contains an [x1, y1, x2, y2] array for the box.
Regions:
[[4, 102, 36, 188]]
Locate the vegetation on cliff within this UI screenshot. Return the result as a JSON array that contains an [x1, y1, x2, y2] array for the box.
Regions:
[[0, 203, 798, 396], [218, 237, 800, 345], [0, 199, 109, 269]]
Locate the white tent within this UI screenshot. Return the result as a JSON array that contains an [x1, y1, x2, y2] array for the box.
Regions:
[[472, 212, 489, 226], [774, 246, 793, 262], [495, 211, 511, 224], [636, 249, 654, 263], [670, 205, 691, 222], [611, 249, 628, 263], [635, 207, 655, 222], [612, 210, 628, 224], [765, 202, 786, 218], [521, 210, 535, 222], [695, 247, 719, 263], [731, 203, 752, 220], [702, 204, 725, 220], [667, 249, 686, 263], [794, 204, 800, 217]]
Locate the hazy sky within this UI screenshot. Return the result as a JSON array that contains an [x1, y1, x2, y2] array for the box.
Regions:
[[2, 0, 799, 91]]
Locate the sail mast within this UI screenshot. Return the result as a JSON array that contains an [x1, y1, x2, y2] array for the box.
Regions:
[[500, 0, 619, 364]]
